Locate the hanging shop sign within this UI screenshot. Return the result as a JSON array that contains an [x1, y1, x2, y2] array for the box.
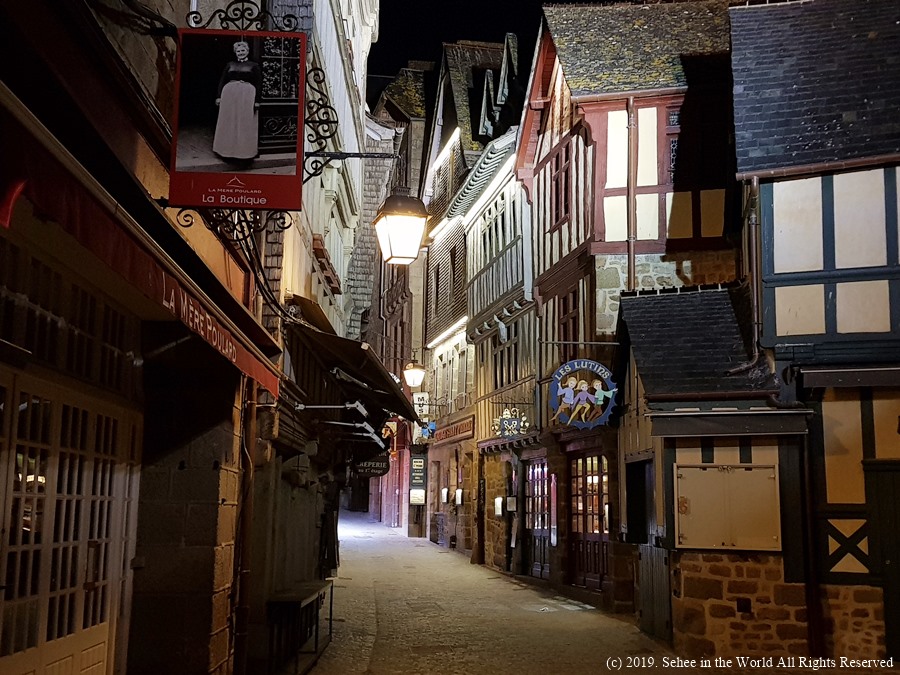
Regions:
[[548, 359, 617, 429], [412, 392, 430, 419], [169, 29, 306, 210], [491, 408, 531, 438], [354, 453, 391, 478]]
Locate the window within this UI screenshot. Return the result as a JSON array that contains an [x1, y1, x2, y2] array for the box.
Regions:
[[491, 320, 519, 390], [558, 287, 579, 362], [448, 248, 457, 303], [479, 193, 508, 262], [675, 464, 781, 550], [665, 106, 680, 186], [432, 264, 441, 319], [570, 455, 609, 535], [551, 144, 570, 228]]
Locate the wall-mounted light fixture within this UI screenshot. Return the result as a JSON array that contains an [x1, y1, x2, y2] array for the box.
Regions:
[[402, 360, 426, 388], [373, 187, 428, 265]]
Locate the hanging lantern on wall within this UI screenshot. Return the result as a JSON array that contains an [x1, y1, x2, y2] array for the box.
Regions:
[[373, 187, 428, 265]]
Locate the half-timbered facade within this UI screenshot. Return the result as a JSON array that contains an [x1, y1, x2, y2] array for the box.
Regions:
[[723, 0, 900, 661], [420, 37, 524, 556], [459, 126, 536, 573], [516, 0, 740, 609]]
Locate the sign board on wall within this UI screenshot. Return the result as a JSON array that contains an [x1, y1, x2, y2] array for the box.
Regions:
[[548, 359, 617, 429], [409, 454, 427, 505], [170, 29, 306, 210]]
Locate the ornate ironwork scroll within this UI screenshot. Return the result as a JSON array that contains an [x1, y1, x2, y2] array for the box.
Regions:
[[174, 207, 291, 243], [303, 66, 339, 182], [186, 0, 298, 32]]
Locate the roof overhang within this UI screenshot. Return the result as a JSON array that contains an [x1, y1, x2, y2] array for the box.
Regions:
[[801, 365, 900, 389], [648, 408, 811, 438]]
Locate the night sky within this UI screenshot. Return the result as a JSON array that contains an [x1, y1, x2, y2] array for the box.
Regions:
[[367, 0, 547, 79]]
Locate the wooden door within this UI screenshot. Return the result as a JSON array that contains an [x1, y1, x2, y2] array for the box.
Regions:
[[524, 459, 550, 579], [864, 460, 900, 658], [569, 454, 609, 589], [638, 544, 672, 642], [0, 371, 141, 675]]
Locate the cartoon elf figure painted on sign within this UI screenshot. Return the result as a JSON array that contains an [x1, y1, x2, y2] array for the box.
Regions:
[[568, 379, 595, 424], [586, 378, 617, 422], [550, 375, 578, 423]]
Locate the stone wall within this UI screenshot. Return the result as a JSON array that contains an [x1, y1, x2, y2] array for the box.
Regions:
[[672, 552, 808, 659], [595, 250, 738, 331], [130, 374, 242, 675], [482, 454, 512, 572], [822, 585, 886, 660]]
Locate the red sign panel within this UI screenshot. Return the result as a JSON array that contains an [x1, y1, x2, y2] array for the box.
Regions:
[[169, 29, 306, 210]]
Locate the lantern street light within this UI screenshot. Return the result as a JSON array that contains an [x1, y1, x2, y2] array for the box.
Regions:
[[373, 187, 428, 265], [402, 361, 426, 388]]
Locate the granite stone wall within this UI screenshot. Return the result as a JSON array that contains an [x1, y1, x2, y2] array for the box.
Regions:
[[822, 584, 886, 660], [595, 250, 738, 331], [672, 553, 888, 661], [482, 454, 512, 572], [672, 552, 808, 659]]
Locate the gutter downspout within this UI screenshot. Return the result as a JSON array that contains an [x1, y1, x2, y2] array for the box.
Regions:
[[748, 176, 762, 363], [234, 379, 257, 675], [626, 97, 637, 292], [727, 176, 762, 375]]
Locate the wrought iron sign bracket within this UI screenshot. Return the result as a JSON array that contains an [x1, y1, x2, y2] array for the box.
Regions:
[[304, 151, 398, 184], [185, 0, 300, 31], [155, 198, 291, 243]]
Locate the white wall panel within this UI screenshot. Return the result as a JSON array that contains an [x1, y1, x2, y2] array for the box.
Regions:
[[834, 169, 886, 269], [773, 177, 823, 273]]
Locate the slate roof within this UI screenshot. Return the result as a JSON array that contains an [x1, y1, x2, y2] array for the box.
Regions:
[[543, 1, 730, 97], [382, 68, 427, 119], [447, 129, 516, 220], [444, 41, 505, 152], [730, 0, 900, 176], [619, 285, 775, 399]]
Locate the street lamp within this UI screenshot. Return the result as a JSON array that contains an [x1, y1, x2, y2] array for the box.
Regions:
[[402, 361, 426, 388], [373, 187, 428, 265]]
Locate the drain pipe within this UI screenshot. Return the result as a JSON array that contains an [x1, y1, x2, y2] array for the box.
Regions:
[[234, 379, 257, 675], [727, 176, 762, 376], [748, 176, 762, 362], [626, 96, 637, 292]]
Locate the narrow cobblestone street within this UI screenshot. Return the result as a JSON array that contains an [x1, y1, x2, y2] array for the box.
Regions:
[[311, 511, 898, 675], [312, 510, 668, 674]]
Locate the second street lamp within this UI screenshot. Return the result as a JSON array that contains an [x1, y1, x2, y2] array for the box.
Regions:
[[373, 187, 428, 265]]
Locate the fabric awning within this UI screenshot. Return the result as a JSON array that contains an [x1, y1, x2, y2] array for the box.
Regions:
[[293, 322, 419, 424]]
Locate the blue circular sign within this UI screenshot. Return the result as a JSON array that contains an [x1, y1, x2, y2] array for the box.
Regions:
[[548, 359, 617, 429]]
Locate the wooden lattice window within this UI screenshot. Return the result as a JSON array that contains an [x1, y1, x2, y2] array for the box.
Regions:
[[491, 320, 519, 390], [551, 143, 571, 229]]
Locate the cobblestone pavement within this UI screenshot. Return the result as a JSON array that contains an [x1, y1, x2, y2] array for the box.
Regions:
[[311, 511, 897, 675]]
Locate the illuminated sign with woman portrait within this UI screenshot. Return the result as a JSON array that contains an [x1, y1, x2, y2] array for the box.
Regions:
[[169, 29, 306, 210]]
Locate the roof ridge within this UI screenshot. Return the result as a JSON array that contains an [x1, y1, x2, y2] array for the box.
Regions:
[[621, 280, 741, 298]]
